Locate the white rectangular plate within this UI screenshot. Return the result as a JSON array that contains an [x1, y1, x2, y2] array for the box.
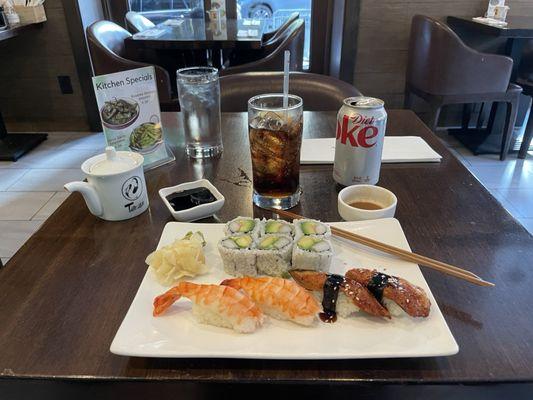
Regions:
[[111, 218, 458, 359]]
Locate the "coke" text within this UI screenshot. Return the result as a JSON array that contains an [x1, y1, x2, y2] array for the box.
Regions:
[[336, 114, 379, 148]]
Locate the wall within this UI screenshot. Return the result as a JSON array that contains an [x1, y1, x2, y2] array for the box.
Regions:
[[0, 0, 89, 131], [353, 0, 533, 109]]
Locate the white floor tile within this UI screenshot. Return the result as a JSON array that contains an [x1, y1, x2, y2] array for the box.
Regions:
[[489, 189, 522, 217], [0, 169, 29, 190], [0, 220, 42, 258], [1, 258, 9, 266], [59, 133, 106, 150], [0, 192, 54, 220], [9, 146, 101, 169], [468, 163, 533, 190], [7, 169, 84, 192], [517, 218, 533, 235], [32, 191, 70, 220], [496, 188, 533, 218]]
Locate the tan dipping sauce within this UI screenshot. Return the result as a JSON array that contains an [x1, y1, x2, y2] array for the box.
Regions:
[[348, 201, 383, 210]]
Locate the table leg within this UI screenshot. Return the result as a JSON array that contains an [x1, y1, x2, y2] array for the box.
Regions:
[[506, 38, 526, 81], [0, 110, 48, 162]]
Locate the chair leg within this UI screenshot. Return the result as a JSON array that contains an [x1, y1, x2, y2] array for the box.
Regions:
[[487, 102, 498, 133], [462, 104, 473, 130], [476, 102, 485, 130], [518, 106, 533, 159], [500, 99, 519, 161], [426, 104, 442, 132]]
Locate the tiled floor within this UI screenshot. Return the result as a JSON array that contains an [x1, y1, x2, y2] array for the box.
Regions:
[[0, 130, 532, 266], [0, 132, 106, 266]]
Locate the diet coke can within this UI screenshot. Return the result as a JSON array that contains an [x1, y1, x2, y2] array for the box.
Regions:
[[333, 96, 387, 186]]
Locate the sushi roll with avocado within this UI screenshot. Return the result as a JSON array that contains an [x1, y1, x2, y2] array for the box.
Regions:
[[255, 234, 293, 277], [218, 234, 258, 276], [260, 219, 294, 237], [292, 235, 333, 272], [224, 217, 261, 238], [294, 219, 331, 238]]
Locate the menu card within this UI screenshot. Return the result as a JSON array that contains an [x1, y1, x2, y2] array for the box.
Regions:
[[92, 66, 175, 170]]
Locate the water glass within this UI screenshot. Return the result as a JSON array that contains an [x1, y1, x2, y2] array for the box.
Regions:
[[177, 67, 223, 158], [248, 94, 303, 210]]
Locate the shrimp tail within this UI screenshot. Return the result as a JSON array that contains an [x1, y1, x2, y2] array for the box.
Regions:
[[153, 286, 182, 316]]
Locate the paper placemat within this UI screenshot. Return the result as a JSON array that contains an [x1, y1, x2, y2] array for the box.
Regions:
[[301, 137, 442, 164]]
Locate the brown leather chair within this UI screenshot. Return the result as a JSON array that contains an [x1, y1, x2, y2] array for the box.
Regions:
[[220, 72, 361, 112], [86, 20, 178, 111], [262, 12, 299, 43], [125, 11, 155, 34], [221, 19, 305, 76], [405, 15, 521, 160]]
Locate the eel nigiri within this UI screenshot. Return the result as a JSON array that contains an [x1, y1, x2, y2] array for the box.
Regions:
[[153, 282, 264, 333], [221, 276, 320, 326], [289, 269, 391, 320], [345, 268, 431, 318]]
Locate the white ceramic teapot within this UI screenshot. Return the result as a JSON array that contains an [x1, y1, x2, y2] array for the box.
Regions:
[[65, 146, 149, 221]]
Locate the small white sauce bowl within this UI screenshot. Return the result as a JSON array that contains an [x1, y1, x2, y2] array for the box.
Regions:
[[159, 179, 224, 222], [338, 185, 397, 221]]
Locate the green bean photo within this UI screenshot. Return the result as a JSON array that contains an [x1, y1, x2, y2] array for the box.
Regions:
[[130, 123, 163, 151]]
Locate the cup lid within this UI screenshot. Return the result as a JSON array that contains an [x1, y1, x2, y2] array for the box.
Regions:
[[85, 146, 143, 176]]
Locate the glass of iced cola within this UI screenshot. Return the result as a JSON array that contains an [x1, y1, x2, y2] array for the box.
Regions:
[[248, 94, 303, 210]]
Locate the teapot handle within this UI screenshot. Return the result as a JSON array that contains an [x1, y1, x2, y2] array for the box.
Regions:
[[64, 182, 103, 217]]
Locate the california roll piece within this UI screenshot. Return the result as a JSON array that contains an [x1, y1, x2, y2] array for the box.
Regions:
[[255, 234, 293, 277], [260, 219, 294, 237], [218, 234, 257, 277], [294, 219, 331, 238], [224, 216, 261, 238], [292, 235, 333, 272]]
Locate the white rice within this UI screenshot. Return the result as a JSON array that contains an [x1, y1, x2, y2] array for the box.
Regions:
[[292, 236, 333, 272], [192, 303, 261, 333], [314, 290, 360, 318], [255, 234, 293, 276], [217, 237, 258, 276], [294, 219, 331, 239]]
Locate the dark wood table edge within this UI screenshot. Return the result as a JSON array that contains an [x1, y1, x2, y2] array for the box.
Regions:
[[447, 16, 533, 38]]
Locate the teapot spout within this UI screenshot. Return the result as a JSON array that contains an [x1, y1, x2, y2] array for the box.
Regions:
[[64, 181, 103, 217]]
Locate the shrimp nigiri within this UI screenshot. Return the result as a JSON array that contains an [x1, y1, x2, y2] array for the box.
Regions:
[[221, 276, 320, 326], [153, 282, 264, 333], [345, 268, 430, 318], [289, 269, 391, 320]]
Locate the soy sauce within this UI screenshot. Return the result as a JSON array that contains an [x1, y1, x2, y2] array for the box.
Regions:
[[319, 274, 345, 323], [166, 187, 216, 211]]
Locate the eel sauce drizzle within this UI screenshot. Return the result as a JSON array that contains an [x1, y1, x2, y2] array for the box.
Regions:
[[366, 272, 391, 302], [319, 274, 345, 323]]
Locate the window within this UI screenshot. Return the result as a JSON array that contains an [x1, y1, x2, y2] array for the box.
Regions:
[[236, 0, 312, 69], [129, 0, 205, 23]]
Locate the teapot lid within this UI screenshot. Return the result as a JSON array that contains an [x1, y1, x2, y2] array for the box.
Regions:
[[88, 147, 142, 176]]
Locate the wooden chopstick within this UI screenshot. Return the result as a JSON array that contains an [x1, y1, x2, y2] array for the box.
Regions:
[[269, 208, 494, 287]]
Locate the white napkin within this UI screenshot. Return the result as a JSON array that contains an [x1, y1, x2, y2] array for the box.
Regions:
[[472, 17, 508, 27], [133, 28, 167, 38], [162, 19, 184, 27], [300, 137, 442, 164]]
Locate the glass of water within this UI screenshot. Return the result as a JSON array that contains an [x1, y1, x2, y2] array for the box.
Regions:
[[176, 67, 223, 158]]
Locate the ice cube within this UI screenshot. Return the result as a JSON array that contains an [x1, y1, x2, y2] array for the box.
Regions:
[[251, 111, 286, 131]]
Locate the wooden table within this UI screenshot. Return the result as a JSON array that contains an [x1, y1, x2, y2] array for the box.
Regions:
[[447, 16, 533, 81], [125, 18, 264, 51], [1, 110, 533, 399]]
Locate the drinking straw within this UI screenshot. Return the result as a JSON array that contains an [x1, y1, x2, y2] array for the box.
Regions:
[[283, 50, 290, 109]]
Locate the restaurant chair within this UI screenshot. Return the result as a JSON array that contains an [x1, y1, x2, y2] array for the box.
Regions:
[[229, 12, 300, 67], [404, 15, 521, 160], [219, 72, 361, 112], [516, 41, 533, 159], [125, 11, 155, 34], [262, 12, 299, 43], [221, 19, 304, 76], [86, 20, 179, 111]]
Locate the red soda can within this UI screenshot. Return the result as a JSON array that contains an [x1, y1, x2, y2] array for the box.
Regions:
[[333, 96, 387, 186]]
